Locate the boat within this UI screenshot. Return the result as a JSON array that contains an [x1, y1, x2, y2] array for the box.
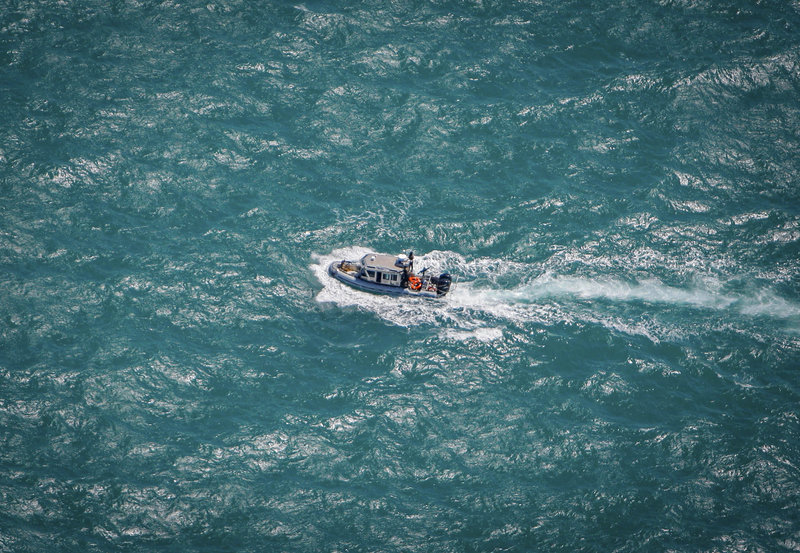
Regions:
[[328, 251, 453, 298]]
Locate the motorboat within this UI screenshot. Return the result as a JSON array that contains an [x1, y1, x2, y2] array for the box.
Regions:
[[328, 251, 453, 298]]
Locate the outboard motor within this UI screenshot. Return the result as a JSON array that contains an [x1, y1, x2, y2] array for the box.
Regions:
[[433, 273, 452, 295]]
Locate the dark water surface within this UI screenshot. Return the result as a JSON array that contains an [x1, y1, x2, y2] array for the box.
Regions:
[[2, 1, 799, 551]]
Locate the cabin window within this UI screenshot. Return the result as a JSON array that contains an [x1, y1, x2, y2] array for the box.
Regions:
[[367, 270, 375, 278]]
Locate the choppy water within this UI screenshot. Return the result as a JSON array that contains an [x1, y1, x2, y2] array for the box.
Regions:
[[2, 1, 800, 551]]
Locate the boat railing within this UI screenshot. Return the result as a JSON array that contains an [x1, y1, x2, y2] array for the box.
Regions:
[[340, 261, 360, 273]]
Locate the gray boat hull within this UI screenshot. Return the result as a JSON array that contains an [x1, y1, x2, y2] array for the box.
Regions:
[[328, 261, 442, 298]]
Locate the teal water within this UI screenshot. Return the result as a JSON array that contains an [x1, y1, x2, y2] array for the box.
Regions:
[[2, 1, 800, 551]]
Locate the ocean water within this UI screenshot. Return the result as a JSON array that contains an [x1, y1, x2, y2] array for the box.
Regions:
[[2, 0, 800, 551]]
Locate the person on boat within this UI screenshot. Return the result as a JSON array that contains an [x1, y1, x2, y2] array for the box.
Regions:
[[399, 251, 415, 288]]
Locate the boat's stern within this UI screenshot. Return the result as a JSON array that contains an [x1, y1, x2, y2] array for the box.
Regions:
[[431, 273, 453, 296]]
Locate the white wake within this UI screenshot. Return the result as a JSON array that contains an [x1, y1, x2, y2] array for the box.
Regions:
[[311, 247, 800, 339]]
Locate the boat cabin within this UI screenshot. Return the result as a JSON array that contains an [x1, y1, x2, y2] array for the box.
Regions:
[[359, 253, 409, 287]]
